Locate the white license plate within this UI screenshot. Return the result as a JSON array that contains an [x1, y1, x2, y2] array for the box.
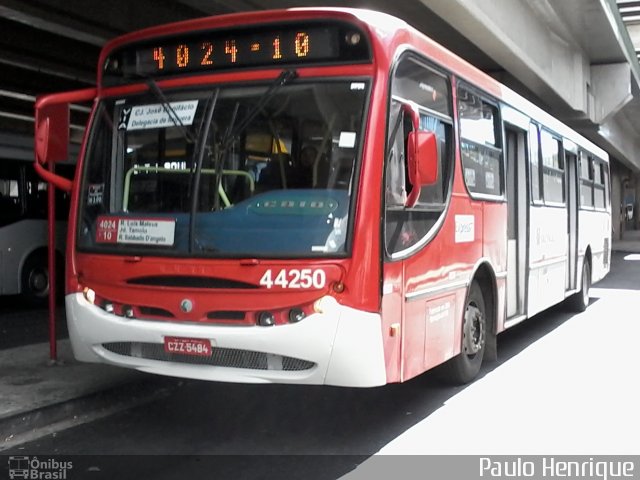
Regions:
[[163, 337, 212, 357]]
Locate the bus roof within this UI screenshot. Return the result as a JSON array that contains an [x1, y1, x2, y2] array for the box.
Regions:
[[98, 7, 607, 161]]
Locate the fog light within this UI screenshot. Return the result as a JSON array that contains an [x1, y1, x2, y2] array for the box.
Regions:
[[83, 287, 96, 305], [288, 308, 305, 323], [104, 302, 114, 314], [123, 305, 135, 318], [345, 32, 361, 46], [257, 311, 275, 326]]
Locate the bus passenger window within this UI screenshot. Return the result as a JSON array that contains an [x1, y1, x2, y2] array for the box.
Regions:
[[0, 163, 22, 224], [458, 87, 503, 198], [579, 153, 595, 208], [540, 130, 564, 204], [593, 161, 606, 209]]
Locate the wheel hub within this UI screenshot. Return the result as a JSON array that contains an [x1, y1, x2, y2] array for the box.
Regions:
[[29, 269, 49, 296], [463, 304, 485, 355]]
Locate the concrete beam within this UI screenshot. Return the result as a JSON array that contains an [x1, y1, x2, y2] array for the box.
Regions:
[[421, 0, 640, 176], [598, 0, 640, 91], [596, 110, 640, 172], [628, 23, 640, 46], [0, 132, 32, 160], [421, 0, 592, 113], [590, 63, 633, 123], [176, 0, 254, 13], [626, 22, 640, 63], [0, 48, 94, 85], [0, 1, 111, 46]]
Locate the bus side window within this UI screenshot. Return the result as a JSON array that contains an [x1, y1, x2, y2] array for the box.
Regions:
[[540, 130, 564, 204], [579, 152, 595, 208], [593, 160, 606, 209], [0, 162, 23, 224], [458, 87, 503, 198], [384, 55, 453, 256]]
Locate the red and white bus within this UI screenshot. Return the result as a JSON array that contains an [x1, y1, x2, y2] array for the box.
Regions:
[[35, 8, 611, 386]]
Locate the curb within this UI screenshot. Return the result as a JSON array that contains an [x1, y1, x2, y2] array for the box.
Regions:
[[0, 377, 179, 452]]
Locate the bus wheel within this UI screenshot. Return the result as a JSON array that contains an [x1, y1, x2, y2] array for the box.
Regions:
[[21, 253, 50, 304], [441, 281, 486, 384], [568, 260, 590, 312]]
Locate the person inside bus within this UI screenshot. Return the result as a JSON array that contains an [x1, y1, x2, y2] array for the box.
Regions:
[[255, 152, 294, 192], [295, 145, 318, 188]]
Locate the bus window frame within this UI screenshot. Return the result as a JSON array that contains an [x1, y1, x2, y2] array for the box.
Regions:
[[592, 158, 608, 212], [456, 81, 505, 203], [539, 127, 566, 208], [578, 150, 596, 210], [75, 76, 372, 259], [0, 160, 26, 225], [383, 50, 455, 260]]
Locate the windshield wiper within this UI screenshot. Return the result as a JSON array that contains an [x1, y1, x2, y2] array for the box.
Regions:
[[184, 69, 297, 254], [188, 90, 220, 251], [146, 78, 197, 145], [206, 70, 298, 211], [226, 69, 298, 143], [210, 69, 298, 212]]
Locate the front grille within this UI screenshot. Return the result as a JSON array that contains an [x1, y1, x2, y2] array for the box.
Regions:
[[206, 310, 246, 321], [102, 342, 315, 371], [138, 306, 174, 318], [127, 276, 258, 289]]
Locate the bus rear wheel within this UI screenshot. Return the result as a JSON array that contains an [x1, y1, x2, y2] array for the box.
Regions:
[[21, 252, 50, 305], [567, 260, 590, 312], [440, 281, 486, 385]]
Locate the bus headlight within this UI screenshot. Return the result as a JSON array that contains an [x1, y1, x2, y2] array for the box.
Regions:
[[83, 287, 96, 305], [288, 308, 305, 323], [257, 311, 275, 326]]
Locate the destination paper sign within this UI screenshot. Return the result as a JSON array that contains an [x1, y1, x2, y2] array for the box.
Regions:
[[120, 100, 198, 131], [96, 216, 175, 246]]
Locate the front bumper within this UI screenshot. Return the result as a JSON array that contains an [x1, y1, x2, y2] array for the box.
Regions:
[[65, 293, 387, 387]]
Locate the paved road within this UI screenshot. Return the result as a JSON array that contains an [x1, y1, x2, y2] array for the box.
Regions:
[[4, 252, 639, 477], [0, 296, 67, 350]]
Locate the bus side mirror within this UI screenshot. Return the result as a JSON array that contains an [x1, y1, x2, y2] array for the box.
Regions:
[[402, 103, 438, 207], [34, 88, 96, 192], [408, 130, 438, 185], [36, 103, 69, 167]]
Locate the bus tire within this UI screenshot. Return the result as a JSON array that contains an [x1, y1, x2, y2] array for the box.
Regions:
[[21, 251, 50, 305], [567, 259, 590, 312], [440, 281, 486, 385]]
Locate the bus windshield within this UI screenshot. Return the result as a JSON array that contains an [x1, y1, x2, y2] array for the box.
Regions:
[[77, 78, 369, 257]]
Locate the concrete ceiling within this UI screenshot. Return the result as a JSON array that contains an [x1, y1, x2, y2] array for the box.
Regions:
[[0, 0, 639, 170], [618, 0, 640, 61]]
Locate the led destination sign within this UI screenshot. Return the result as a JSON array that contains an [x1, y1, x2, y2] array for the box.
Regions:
[[109, 23, 370, 80]]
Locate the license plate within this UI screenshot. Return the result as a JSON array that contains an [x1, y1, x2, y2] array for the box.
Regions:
[[164, 337, 212, 357]]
